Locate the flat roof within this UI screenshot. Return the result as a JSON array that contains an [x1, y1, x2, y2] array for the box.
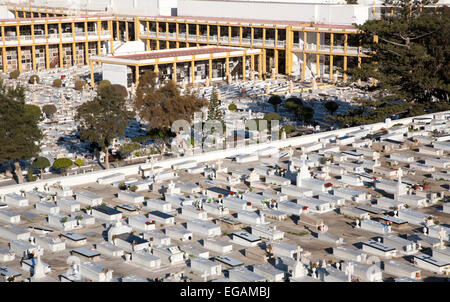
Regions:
[[60, 232, 86, 241], [215, 256, 244, 267], [72, 248, 101, 258], [93, 205, 122, 216], [91, 47, 260, 65], [141, 15, 357, 30]]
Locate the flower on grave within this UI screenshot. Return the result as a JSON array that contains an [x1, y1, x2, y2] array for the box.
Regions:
[[218, 194, 223, 199], [145, 221, 151, 225], [372, 176, 377, 180], [386, 221, 392, 226], [294, 166, 297, 169], [325, 182, 333, 188], [7, 276, 15, 282], [247, 202, 252, 206], [230, 191, 235, 196], [151, 220, 155, 224], [302, 206, 308, 211]]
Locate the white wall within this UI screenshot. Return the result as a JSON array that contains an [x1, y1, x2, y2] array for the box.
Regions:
[[102, 63, 128, 87], [178, 0, 371, 25], [0, 6, 15, 18]]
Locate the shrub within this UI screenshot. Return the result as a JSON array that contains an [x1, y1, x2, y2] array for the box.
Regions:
[[97, 80, 111, 91], [27, 168, 37, 182], [53, 79, 62, 88], [74, 79, 86, 91], [264, 112, 281, 121], [228, 103, 237, 111], [42, 104, 57, 117], [9, 70, 20, 79], [111, 84, 128, 98], [52, 158, 73, 170], [74, 158, 84, 167], [29, 75, 40, 84], [119, 142, 141, 156], [282, 124, 296, 135]]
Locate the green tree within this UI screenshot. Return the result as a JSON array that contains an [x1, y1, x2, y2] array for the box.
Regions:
[[24, 104, 42, 120], [52, 158, 73, 174], [264, 112, 282, 121], [0, 81, 42, 184], [32, 157, 50, 179], [119, 142, 141, 157], [74, 158, 84, 167], [346, 1, 449, 103], [135, 70, 207, 134], [42, 104, 57, 118], [298, 106, 315, 123], [111, 84, 128, 99], [268, 95, 282, 112], [76, 85, 134, 169], [207, 88, 223, 121], [97, 80, 111, 92], [324, 101, 340, 115]]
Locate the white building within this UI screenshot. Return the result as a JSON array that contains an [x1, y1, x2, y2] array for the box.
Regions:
[[75, 191, 103, 207], [4, 193, 28, 207], [131, 251, 161, 269], [231, 231, 261, 247], [186, 219, 221, 237], [362, 240, 397, 259], [203, 238, 233, 254], [79, 261, 113, 282], [251, 225, 284, 241], [0, 210, 21, 224], [152, 246, 184, 265], [413, 254, 450, 274], [35, 236, 66, 253], [190, 257, 222, 278]]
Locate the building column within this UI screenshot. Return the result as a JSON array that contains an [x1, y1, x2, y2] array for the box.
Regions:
[[84, 21, 89, 65], [72, 22, 76, 66], [45, 22, 50, 69], [316, 31, 320, 78], [225, 55, 230, 80], [251, 27, 254, 48], [58, 22, 63, 68], [1, 26, 7, 72], [31, 23, 36, 70], [239, 26, 243, 45], [173, 61, 177, 83], [242, 52, 246, 80], [258, 54, 263, 79], [156, 21, 160, 50], [302, 31, 307, 81], [176, 22, 179, 48], [217, 25, 221, 45], [191, 60, 195, 84], [251, 54, 255, 73], [274, 49, 278, 75], [90, 60, 95, 87], [262, 49, 266, 74], [16, 25, 22, 71], [97, 20, 102, 55], [343, 56, 347, 82], [208, 57, 213, 82], [116, 20, 120, 41], [206, 24, 210, 43], [228, 25, 231, 44], [136, 65, 140, 87], [165, 22, 169, 49], [108, 20, 114, 54]]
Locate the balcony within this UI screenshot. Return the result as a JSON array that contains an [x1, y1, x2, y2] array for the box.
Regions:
[[1, 31, 112, 46]]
